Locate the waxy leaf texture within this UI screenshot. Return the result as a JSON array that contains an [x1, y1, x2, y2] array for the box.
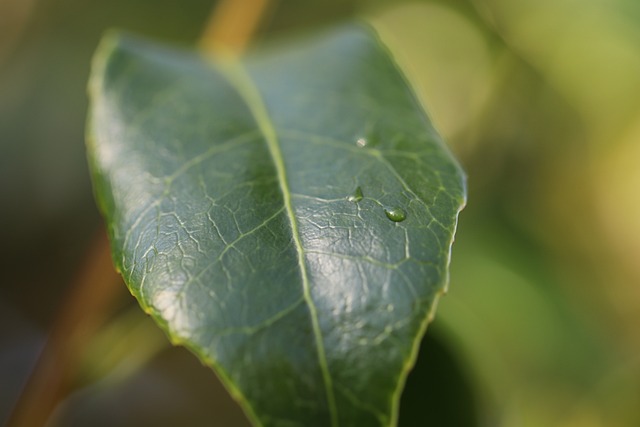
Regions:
[[87, 25, 466, 427]]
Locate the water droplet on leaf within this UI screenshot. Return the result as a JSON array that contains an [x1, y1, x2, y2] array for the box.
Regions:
[[356, 138, 367, 148], [384, 206, 406, 222], [347, 186, 363, 202]]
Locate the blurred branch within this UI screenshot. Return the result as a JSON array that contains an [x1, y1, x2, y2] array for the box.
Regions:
[[0, 0, 36, 65], [6, 230, 125, 427], [199, 0, 276, 55]]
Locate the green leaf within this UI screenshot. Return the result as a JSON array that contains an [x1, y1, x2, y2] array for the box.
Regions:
[[87, 24, 466, 427]]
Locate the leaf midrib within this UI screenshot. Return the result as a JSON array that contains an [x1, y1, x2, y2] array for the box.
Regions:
[[212, 58, 340, 427]]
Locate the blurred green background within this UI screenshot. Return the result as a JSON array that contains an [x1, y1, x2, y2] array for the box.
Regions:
[[2, 0, 640, 425]]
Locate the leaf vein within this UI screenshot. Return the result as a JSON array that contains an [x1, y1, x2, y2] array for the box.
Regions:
[[214, 60, 340, 427]]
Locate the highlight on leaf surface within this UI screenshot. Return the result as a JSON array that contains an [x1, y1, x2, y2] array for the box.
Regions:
[[87, 23, 466, 427]]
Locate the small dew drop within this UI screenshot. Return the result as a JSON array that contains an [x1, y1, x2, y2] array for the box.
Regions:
[[347, 186, 364, 202], [384, 206, 407, 222], [356, 137, 367, 148]]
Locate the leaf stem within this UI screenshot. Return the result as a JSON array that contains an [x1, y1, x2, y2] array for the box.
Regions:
[[199, 0, 276, 55]]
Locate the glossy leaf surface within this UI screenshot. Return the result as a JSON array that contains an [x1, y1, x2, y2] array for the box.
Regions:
[[87, 25, 466, 427]]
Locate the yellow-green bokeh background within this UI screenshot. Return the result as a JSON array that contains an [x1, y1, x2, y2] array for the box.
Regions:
[[370, 2, 640, 426]]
